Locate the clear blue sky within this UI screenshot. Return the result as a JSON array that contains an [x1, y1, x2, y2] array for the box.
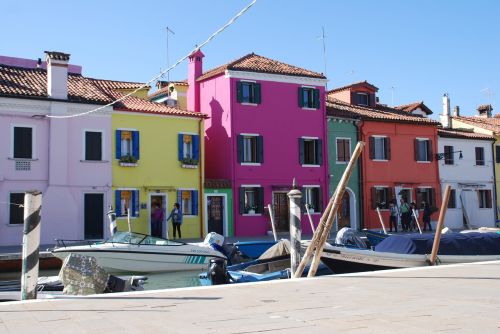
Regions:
[[3, 0, 499, 117]]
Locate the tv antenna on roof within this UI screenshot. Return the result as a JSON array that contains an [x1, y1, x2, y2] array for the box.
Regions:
[[391, 86, 395, 106], [317, 26, 327, 89], [166, 26, 175, 83], [480, 87, 495, 106]]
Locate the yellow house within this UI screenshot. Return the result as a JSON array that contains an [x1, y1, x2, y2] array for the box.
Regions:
[[448, 108, 500, 222], [112, 95, 206, 239], [149, 81, 188, 110]]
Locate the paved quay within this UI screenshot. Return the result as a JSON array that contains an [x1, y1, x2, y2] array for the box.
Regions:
[[1, 261, 499, 333]]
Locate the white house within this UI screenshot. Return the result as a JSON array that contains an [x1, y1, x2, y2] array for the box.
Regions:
[[437, 127, 496, 229]]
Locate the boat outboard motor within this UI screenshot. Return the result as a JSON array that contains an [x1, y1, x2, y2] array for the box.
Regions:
[[207, 258, 229, 285]]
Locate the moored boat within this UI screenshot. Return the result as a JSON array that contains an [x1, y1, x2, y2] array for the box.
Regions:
[[320, 231, 500, 274], [51, 232, 226, 273]]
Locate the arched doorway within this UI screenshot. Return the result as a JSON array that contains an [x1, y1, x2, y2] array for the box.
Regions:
[[336, 187, 357, 230]]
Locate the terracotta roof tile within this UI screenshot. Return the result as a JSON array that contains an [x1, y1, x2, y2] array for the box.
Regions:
[[452, 116, 500, 134], [0, 64, 206, 119], [326, 98, 439, 125], [197, 53, 326, 82], [438, 128, 494, 140], [395, 101, 433, 115], [327, 80, 379, 94]]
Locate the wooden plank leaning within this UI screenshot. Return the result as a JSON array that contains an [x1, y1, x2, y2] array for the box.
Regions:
[[267, 204, 278, 242], [294, 141, 365, 278], [429, 185, 451, 265]]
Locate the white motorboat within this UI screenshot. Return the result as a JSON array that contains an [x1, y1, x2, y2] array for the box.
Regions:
[[51, 232, 226, 273], [319, 231, 500, 274]]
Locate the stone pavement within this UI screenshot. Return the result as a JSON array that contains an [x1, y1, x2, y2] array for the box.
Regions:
[[1, 260, 499, 333]]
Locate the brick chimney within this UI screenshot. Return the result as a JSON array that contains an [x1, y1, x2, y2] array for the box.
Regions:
[[453, 105, 460, 117], [440, 93, 451, 128], [187, 49, 204, 112], [45, 51, 70, 100], [477, 104, 493, 118]]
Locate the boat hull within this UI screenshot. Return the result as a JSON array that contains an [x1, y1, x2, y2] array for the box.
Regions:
[[52, 245, 225, 273]]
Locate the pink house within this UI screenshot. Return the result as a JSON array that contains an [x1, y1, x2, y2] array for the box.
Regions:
[[188, 50, 328, 236]]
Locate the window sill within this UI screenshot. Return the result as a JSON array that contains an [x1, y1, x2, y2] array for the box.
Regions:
[[241, 162, 261, 166], [80, 160, 109, 163], [8, 158, 38, 161], [417, 161, 431, 164], [181, 164, 198, 169], [119, 162, 138, 167], [183, 214, 197, 217], [301, 164, 320, 168], [475, 164, 488, 167], [241, 102, 259, 106], [336, 160, 349, 164], [6, 224, 23, 227], [242, 213, 262, 216], [304, 211, 321, 215], [372, 159, 388, 162], [301, 107, 318, 111], [117, 217, 139, 220]]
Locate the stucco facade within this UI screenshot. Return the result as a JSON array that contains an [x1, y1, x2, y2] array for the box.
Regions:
[[112, 112, 205, 238], [0, 97, 112, 246], [193, 52, 329, 236], [326, 117, 361, 230], [437, 131, 496, 229]]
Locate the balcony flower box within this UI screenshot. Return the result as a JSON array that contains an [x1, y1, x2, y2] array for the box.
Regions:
[[181, 158, 199, 169], [119, 155, 138, 167]]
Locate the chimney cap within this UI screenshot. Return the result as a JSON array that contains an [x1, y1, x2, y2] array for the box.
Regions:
[[44, 51, 70, 61], [477, 104, 493, 112]]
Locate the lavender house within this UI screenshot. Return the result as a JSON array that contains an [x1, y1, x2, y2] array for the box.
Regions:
[[188, 50, 328, 236], [0, 52, 124, 246]]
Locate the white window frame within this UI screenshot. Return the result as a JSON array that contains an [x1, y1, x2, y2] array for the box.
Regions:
[[303, 185, 321, 215], [117, 128, 138, 159], [416, 138, 431, 163], [241, 133, 260, 165], [301, 86, 317, 110], [301, 136, 320, 167], [10, 124, 36, 160], [178, 188, 197, 217], [475, 146, 486, 166], [372, 135, 388, 162], [374, 186, 390, 210], [240, 80, 259, 106], [241, 184, 262, 216], [478, 189, 492, 209], [8, 191, 25, 226], [336, 137, 351, 164], [82, 129, 105, 162]]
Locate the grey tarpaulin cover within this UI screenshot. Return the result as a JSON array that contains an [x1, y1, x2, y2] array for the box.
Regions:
[[335, 227, 367, 249], [258, 239, 291, 260], [59, 253, 109, 295]]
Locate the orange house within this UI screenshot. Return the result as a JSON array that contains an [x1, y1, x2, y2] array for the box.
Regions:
[[328, 82, 441, 230]]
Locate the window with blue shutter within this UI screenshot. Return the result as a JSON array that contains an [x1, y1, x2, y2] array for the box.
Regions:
[[115, 130, 122, 159], [132, 131, 140, 160], [256, 136, 264, 163], [115, 190, 122, 216], [177, 190, 182, 213], [178, 134, 184, 161], [192, 135, 200, 161], [178, 190, 197, 215], [191, 190, 198, 216], [132, 190, 139, 217]]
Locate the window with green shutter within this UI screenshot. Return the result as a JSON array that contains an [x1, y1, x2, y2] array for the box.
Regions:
[[237, 81, 261, 104], [299, 87, 320, 109]]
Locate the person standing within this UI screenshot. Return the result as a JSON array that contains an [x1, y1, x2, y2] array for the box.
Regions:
[[389, 200, 399, 233], [400, 198, 411, 232], [151, 204, 164, 238], [422, 201, 432, 232], [167, 203, 183, 239]]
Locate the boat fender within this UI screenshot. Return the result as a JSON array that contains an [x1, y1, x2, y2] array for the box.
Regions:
[[207, 258, 229, 285]]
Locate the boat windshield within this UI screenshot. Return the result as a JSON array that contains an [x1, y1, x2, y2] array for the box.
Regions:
[[108, 232, 184, 246]]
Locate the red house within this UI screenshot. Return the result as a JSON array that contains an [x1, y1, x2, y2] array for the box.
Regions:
[[328, 81, 441, 229]]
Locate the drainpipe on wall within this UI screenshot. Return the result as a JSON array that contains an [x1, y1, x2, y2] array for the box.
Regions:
[[198, 117, 204, 237], [492, 140, 498, 226], [355, 119, 364, 230]]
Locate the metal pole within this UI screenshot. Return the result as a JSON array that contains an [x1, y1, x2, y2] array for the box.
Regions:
[[429, 185, 451, 265], [127, 207, 132, 234], [412, 209, 422, 234], [107, 206, 117, 237], [287, 180, 302, 278], [267, 204, 278, 242], [20, 191, 42, 300], [376, 207, 387, 234]]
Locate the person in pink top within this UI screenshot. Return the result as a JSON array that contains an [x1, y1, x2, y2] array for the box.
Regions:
[[151, 204, 164, 238]]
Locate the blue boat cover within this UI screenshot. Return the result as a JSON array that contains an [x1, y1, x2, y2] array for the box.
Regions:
[[374, 232, 500, 255]]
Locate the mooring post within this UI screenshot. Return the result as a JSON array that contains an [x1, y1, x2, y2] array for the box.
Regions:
[[20, 190, 42, 300], [429, 185, 451, 265], [287, 179, 302, 278], [107, 206, 117, 237]]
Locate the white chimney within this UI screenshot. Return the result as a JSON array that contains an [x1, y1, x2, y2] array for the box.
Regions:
[[440, 93, 451, 128], [453, 105, 460, 117], [45, 51, 70, 100]]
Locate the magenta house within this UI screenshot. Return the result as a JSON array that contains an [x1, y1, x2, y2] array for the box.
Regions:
[[188, 50, 328, 236]]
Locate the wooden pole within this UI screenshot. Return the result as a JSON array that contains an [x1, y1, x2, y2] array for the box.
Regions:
[[21, 191, 42, 300], [299, 141, 365, 278], [305, 204, 316, 233], [376, 207, 387, 234], [429, 185, 451, 265], [287, 182, 302, 277], [412, 209, 422, 234], [107, 206, 117, 237], [127, 208, 132, 233], [267, 204, 278, 242]]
